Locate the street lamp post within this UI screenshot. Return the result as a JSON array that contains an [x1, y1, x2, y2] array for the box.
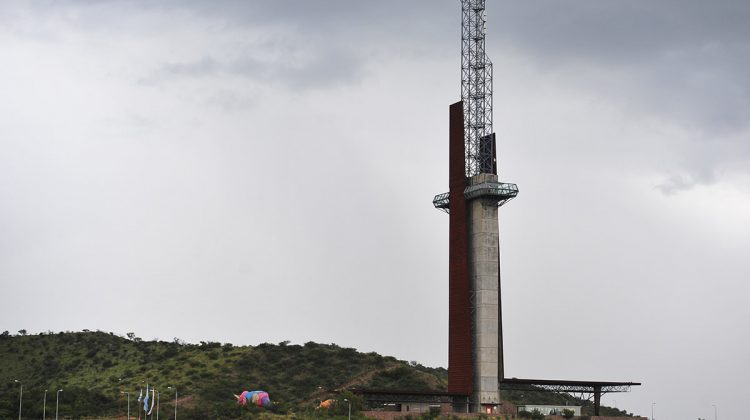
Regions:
[[122, 391, 130, 420], [141, 381, 146, 420], [44, 389, 48, 420], [712, 404, 717, 420], [156, 390, 160, 420], [14, 380, 22, 420], [56, 389, 63, 420], [344, 398, 351, 420], [651, 402, 656, 420], [168, 386, 177, 420]]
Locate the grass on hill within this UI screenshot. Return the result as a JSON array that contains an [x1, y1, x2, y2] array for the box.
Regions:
[[0, 330, 444, 418], [0, 330, 634, 419]]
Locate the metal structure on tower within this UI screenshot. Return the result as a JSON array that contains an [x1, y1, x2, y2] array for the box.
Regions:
[[433, 0, 517, 213], [461, 0, 494, 177]]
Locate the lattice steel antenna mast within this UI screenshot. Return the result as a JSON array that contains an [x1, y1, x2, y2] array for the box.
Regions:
[[461, 0, 494, 177]]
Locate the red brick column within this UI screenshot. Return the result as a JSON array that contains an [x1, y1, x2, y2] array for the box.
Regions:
[[448, 101, 473, 396]]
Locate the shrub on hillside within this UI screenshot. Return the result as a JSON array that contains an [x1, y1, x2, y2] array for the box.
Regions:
[[530, 409, 545, 420]]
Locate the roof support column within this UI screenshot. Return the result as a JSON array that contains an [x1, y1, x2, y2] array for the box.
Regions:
[[594, 386, 602, 416]]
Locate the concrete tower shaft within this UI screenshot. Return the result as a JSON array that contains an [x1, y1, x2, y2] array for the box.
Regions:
[[469, 174, 502, 408]]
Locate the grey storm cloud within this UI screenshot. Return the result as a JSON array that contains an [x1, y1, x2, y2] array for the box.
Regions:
[[156, 0, 750, 136], [162, 57, 219, 78], [484, 0, 750, 193], [146, 48, 366, 91], [232, 48, 366, 89], [656, 170, 718, 196], [490, 1, 750, 127], [498, 0, 750, 130], [494, 1, 750, 61]]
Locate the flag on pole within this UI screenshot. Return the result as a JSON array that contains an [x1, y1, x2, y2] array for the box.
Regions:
[[144, 384, 150, 413], [138, 388, 143, 420], [147, 388, 156, 415]]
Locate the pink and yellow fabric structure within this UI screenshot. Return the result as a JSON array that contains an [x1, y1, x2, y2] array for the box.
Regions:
[[318, 399, 336, 410], [234, 390, 271, 408]]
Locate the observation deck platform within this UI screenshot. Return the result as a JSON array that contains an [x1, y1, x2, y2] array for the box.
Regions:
[[433, 181, 518, 213]]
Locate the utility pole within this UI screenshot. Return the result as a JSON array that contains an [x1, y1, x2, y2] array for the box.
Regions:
[[14, 380, 22, 420], [56, 389, 63, 420], [122, 391, 130, 420], [168, 386, 177, 420]]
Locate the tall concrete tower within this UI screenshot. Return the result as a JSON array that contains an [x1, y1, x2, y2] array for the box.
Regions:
[[433, 0, 518, 413]]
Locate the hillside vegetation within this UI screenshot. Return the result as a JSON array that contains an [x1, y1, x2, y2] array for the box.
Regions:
[[0, 330, 632, 419], [0, 330, 445, 418]]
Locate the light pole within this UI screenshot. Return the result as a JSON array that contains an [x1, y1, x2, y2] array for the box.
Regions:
[[44, 389, 48, 420], [140, 380, 146, 420], [14, 379, 22, 420], [156, 390, 160, 420], [167, 386, 177, 420], [712, 404, 717, 420], [122, 391, 130, 420], [651, 402, 656, 420], [56, 389, 63, 420], [344, 398, 351, 420]]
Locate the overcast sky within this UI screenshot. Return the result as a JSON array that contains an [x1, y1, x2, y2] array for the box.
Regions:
[[2, 1, 749, 419]]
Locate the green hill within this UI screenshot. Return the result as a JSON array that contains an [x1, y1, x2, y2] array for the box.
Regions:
[[0, 330, 446, 418], [0, 330, 633, 419]]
